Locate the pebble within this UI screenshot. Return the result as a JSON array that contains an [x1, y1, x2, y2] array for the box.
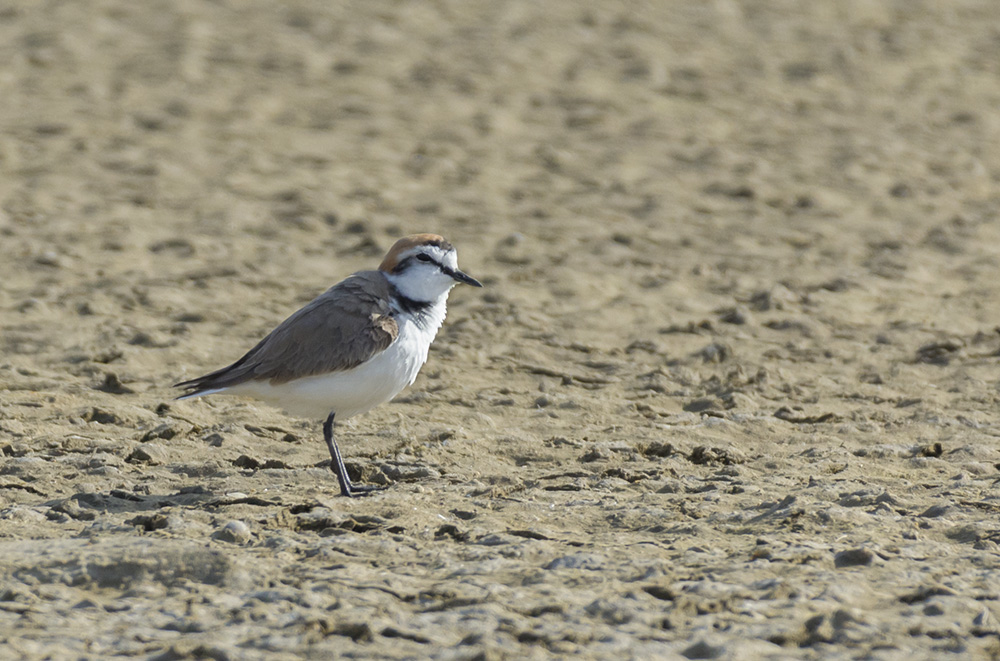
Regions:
[[584, 598, 635, 625], [494, 233, 532, 265], [139, 422, 187, 442], [34, 250, 65, 267], [718, 305, 751, 325], [126, 444, 170, 465], [919, 503, 954, 518], [834, 548, 875, 568], [923, 602, 945, 616], [473, 533, 517, 546], [378, 463, 440, 481], [830, 608, 862, 629], [681, 639, 726, 659], [544, 553, 606, 571], [213, 521, 251, 545], [973, 609, 992, 627], [1, 506, 47, 522]]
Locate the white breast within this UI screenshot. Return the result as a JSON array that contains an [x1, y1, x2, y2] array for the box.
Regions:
[[227, 304, 446, 419]]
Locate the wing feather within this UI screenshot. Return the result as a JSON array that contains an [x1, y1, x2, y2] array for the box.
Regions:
[[175, 271, 398, 395]]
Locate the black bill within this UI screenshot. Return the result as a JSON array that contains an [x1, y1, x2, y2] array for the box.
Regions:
[[447, 268, 483, 287]]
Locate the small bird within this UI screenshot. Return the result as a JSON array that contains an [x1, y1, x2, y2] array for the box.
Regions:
[[175, 234, 482, 497]]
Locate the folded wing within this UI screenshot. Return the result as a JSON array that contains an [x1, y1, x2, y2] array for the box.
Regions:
[[175, 271, 399, 397]]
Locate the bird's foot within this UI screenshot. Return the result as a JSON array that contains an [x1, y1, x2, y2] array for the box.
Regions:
[[340, 481, 389, 498]]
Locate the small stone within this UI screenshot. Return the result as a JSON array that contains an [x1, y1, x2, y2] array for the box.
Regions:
[[584, 598, 634, 625], [641, 441, 674, 458], [213, 520, 251, 544], [128, 330, 172, 348], [474, 533, 516, 546], [494, 233, 532, 265], [834, 547, 874, 568], [804, 614, 833, 642], [920, 503, 953, 518], [35, 250, 64, 267], [203, 433, 225, 447], [923, 603, 945, 616], [2, 507, 46, 522], [696, 342, 731, 363], [749, 285, 798, 311], [151, 643, 232, 661], [718, 306, 751, 325], [945, 523, 984, 544], [233, 455, 261, 470], [326, 621, 374, 642], [544, 553, 605, 571], [48, 498, 97, 521], [127, 444, 170, 465], [140, 423, 183, 442], [378, 463, 439, 481], [94, 373, 134, 394], [831, 608, 861, 628], [85, 407, 123, 425], [689, 446, 745, 465], [657, 480, 683, 494], [580, 448, 607, 462], [435, 524, 468, 541], [684, 397, 719, 413], [682, 640, 725, 659]]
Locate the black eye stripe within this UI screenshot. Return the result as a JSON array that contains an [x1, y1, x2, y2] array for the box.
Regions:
[[393, 254, 444, 273], [417, 254, 447, 270]]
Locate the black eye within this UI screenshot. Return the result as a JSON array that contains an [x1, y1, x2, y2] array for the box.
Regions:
[[416, 254, 433, 263]]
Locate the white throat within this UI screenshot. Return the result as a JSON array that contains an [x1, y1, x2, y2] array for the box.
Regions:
[[384, 271, 455, 305]]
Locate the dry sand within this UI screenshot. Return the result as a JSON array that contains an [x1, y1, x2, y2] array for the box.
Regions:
[[2, 1, 1000, 658]]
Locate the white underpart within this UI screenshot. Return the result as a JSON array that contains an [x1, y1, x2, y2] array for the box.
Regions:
[[221, 297, 448, 419]]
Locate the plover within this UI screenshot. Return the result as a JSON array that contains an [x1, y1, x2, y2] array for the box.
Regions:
[[175, 234, 482, 497]]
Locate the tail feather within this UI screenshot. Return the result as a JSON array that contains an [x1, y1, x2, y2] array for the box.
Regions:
[[173, 372, 229, 400], [174, 336, 270, 399], [174, 361, 252, 400], [174, 386, 226, 401], [173, 364, 249, 398]]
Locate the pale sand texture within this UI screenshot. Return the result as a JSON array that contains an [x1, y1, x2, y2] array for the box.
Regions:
[[2, 1, 1000, 658]]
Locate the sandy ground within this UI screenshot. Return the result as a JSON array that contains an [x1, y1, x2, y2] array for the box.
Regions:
[[2, 1, 1000, 658]]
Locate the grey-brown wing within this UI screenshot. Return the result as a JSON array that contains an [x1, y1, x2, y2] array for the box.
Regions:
[[175, 271, 398, 394]]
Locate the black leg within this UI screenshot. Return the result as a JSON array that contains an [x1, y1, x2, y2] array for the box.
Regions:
[[323, 412, 385, 498], [323, 412, 353, 497]]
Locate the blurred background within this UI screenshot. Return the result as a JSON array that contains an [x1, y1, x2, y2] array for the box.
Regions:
[[3, 0, 999, 417], [3, 0, 999, 343]]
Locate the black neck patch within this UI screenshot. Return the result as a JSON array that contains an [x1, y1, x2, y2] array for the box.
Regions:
[[389, 284, 434, 319]]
